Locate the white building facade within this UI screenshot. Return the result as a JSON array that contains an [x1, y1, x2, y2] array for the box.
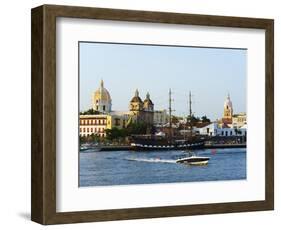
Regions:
[[196, 122, 247, 137]]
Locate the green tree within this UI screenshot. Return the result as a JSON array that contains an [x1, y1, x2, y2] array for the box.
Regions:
[[187, 115, 200, 124], [201, 115, 211, 123], [80, 109, 101, 115], [126, 122, 151, 135], [105, 127, 127, 141], [79, 135, 87, 143], [88, 133, 99, 142]]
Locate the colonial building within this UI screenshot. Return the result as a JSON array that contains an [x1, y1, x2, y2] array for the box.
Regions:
[[222, 93, 233, 124], [81, 80, 129, 137], [79, 113, 131, 137], [219, 93, 247, 128], [232, 112, 247, 128], [79, 114, 109, 137], [129, 89, 154, 125], [92, 80, 112, 113], [196, 93, 247, 137], [80, 81, 156, 137], [153, 109, 168, 126], [195, 122, 247, 137]]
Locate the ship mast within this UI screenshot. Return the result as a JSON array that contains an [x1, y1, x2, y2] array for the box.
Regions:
[[188, 91, 193, 138], [168, 88, 172, 143]]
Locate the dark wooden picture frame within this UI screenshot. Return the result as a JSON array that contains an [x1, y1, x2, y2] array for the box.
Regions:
[[31, 4, 274, 225]]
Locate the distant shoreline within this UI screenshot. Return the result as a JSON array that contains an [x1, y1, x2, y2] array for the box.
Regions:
[[80, 143, 246, 152]]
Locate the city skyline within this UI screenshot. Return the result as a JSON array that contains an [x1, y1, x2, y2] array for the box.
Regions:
[[79, 42, 247, 120]]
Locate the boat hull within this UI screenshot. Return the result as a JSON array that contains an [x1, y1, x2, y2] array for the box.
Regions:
[[130, 141, 205, 151], [176, 156, 210, 165]]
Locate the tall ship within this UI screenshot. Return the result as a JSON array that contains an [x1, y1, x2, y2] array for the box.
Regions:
[[130, 90, 205, 151]]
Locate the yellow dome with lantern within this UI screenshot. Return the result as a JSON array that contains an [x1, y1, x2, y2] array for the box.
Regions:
[[92, 80, 112, 113]]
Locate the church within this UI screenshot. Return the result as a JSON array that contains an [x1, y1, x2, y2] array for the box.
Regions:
[[222, 93, 233, 124], [92, 79, 112, 113], [79, 80, 155, 137], [220, 93, 247, 129], [196, 93, 247, 137], [129, 89, 154, 125]]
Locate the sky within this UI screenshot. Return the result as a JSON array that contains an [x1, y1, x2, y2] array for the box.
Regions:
[[79, 42, 247, 121]]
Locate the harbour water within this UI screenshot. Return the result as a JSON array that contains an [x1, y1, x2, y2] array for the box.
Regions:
[[79, 148, 246, 187]]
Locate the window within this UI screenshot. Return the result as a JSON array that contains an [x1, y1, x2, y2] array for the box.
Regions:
[[103, 105, 106, 111]]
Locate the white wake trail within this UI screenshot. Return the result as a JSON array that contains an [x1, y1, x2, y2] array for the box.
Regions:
[[125, 157, 177, 164]]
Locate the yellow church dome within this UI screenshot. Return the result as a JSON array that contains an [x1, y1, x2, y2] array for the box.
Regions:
[[93, 80, 111, 102], [92, 80, 112, 113]]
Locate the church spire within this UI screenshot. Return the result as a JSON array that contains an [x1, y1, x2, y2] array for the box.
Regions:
[[146, 92, 150, 99], [135, 89, 139, 97], [223, 92, 233, 120], [100, 79, 104, 88]]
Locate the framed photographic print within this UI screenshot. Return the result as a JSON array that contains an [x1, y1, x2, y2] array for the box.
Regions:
[[31, 4, 274, 224]]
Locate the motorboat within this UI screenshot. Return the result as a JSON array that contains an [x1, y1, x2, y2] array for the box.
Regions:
[[176, 151, 210, 165]]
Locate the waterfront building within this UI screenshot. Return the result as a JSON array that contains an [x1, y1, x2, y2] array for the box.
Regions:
[[195, 122, 246, 137], [79, 113, 131, 137], [80, 81, 158, 137], [232, 112, 247, 128], [92, 79, 112, 113], [153, 109, 168, 126], [79, 114, 109, 137], [195, 93, 247, 138], [109, 111, 132, 129]]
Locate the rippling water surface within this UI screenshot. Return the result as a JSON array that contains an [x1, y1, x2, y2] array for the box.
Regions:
[[79, 148, 246, 187]]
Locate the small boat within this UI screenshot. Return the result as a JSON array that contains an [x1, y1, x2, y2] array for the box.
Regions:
[[80, 145, 90, 151], [176, 151, 210, 165], [80, 143, 101, 152], [176, 91, 210, 165]]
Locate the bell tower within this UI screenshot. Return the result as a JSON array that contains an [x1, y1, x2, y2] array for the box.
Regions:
[[223, 93, 233, 120]]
